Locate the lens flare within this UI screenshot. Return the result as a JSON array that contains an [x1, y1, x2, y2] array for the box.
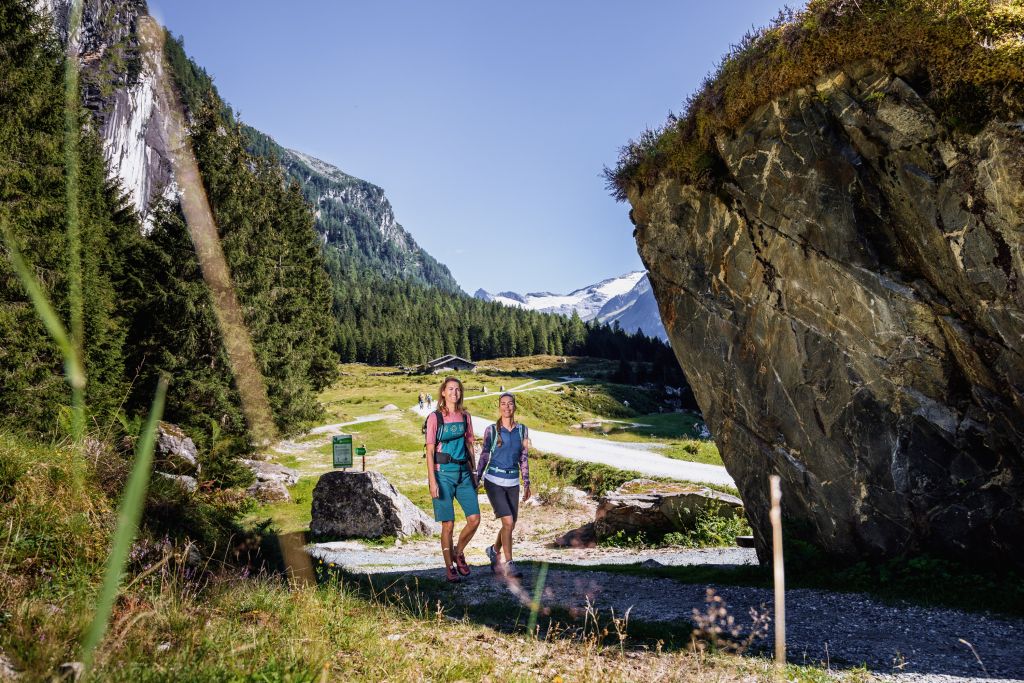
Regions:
[[139, 18, 277, 446]]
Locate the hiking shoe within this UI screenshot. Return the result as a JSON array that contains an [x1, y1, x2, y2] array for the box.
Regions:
[[504, 560, 524, 578], [455, 551, 471, 576], [445, 564, 461, 583], [486, 544, 498, 572]]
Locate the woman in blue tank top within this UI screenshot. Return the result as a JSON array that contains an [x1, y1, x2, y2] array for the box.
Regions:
[[475, 392, 531, 578], [425, 376, 481, 583]]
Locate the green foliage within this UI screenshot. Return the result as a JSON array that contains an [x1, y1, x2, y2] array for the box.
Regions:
[[665, 502, 751, 548], [0, 0, 141, 436], [81, 378, 167, 674], [607, 0, 1024, 199], [535, 453, 646, 496], [599, 502, 751, 549]]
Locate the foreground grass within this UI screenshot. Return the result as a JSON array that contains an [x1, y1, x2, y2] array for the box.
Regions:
[[0, 434, 839, 682]]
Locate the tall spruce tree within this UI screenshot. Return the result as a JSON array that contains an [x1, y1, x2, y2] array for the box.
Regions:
[[0, 0, 141, 433]]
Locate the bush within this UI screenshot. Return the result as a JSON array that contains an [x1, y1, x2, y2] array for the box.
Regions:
[[598, 501, 751, 549]]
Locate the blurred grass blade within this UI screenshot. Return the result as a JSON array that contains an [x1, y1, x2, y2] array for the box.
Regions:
[[0, 220, 85, 391], [526, 561, 549, 638], [63, 0, 85, 442], [80, 376, 168, 675]]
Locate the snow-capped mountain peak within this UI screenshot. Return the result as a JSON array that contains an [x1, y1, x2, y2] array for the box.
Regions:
[[475, 271, 665, 340]]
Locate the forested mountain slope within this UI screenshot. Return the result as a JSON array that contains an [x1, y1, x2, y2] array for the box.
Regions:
[[2, 0, 336, 460]]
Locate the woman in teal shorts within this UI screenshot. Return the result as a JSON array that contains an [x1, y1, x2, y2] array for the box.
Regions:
[[425, 376, 481, 582]]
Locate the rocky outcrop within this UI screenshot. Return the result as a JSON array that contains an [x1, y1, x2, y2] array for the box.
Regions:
[[40, 0, 175, 225], [310, 471, 437, 539], [594, 480, 743, 541], [631, 60, 1024, 566]]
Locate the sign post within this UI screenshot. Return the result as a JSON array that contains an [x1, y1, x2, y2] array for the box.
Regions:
[[356, 443, 367, 471], [332, 434, 353, 469]]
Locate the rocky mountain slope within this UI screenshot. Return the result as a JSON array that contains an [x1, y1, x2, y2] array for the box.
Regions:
[[242, 127, 460, 290], [476, 270, 668, 339], [476, 271, 645, 319], [40, 0, 458, 290], [594, 274, 668, 340], [627, 50, 1024, 568], [40, 0, 174, 227]]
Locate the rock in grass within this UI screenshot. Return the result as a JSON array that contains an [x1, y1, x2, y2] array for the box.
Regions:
[[310, 471, 437, 539], [0, 649, 20, 679], [154, 422, 200, 476], [594, 480, 743, 541], [247, 479, 290, 503], [240, 459, 299, 486], [155, 472, 198, 494]]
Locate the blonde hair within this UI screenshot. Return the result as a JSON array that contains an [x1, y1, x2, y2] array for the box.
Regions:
[[437, 376, 465, 415]]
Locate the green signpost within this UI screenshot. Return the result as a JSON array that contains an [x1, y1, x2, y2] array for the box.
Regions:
[[332, 434, 353, 469]]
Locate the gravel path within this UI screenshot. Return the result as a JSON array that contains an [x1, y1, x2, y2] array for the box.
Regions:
[[310, 542, 1024, 681]]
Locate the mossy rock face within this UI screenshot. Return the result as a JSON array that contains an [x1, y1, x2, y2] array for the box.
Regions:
[[632, 57, 1024, 569]]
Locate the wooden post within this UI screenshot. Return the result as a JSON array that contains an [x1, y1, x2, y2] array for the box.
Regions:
[[770, 475, 786, 667]]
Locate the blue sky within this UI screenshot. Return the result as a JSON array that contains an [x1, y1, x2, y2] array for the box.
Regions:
[[150, 1, 790, 294]]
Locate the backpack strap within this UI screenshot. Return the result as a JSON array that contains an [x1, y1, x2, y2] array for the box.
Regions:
[[431, 409, 452, 463]]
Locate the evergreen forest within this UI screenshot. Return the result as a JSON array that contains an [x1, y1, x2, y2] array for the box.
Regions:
[[1, 4, 685, 467]]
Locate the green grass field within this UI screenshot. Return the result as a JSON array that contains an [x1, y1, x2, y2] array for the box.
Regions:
[[315, 360, 724, 470]]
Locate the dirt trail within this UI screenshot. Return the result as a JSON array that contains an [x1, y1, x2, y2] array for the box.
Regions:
[[310, 499, 1024, 682], [269, 406, 1023, 681]]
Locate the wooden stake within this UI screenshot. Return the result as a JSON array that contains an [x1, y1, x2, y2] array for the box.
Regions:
[[770, 474, 786, 667]]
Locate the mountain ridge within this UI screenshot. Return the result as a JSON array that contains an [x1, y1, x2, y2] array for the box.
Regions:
[[475, 271, 667, 340], [40, 0, 460, 292]]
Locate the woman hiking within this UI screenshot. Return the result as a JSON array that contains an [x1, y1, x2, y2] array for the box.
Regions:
[[425, 376, 481, 582], [476, 392, 531, 578]]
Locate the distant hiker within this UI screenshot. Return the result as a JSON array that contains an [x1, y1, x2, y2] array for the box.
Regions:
[[425, 376, 480, 583], [476, 392, 530, 579], [426, 393, 433, 408], [418, 392, 424, 409]]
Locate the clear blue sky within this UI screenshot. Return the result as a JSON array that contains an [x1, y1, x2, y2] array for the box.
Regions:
[[150, 1, 789, 294]]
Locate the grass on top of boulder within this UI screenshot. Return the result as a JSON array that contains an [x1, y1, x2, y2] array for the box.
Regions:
[[608, 0, 1024, 199]]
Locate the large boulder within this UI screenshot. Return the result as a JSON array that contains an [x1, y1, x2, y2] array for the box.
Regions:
[[155, 422, 199, 476], [310, 471, 437, 539], [594, 480, 743, 541], [630, 59, 1024, 566]]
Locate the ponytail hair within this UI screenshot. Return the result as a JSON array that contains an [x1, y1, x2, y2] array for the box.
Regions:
[[494, 392, 516, 448]]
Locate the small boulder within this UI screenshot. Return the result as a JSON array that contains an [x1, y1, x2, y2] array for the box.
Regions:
[[247, 479, 290, 503], [155, 422, 200, 476], [310, 471, 437, 539], [240, 459, 299, 486], [381, 403, 400, 412], [594, 481, 743, 541], [155, 472, 198, 494], [0, 649, 20, 680]]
